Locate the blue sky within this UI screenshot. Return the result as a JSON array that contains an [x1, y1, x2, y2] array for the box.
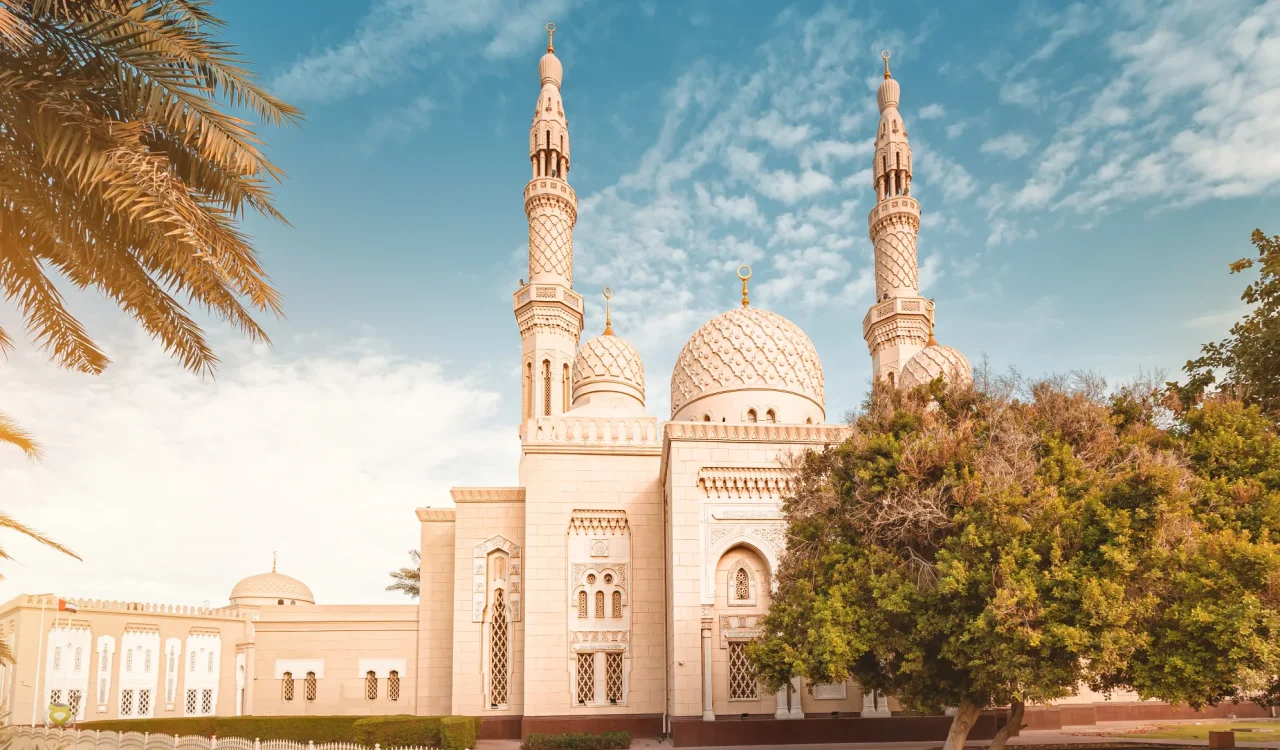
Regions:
[[2, 0, 1277, 605]]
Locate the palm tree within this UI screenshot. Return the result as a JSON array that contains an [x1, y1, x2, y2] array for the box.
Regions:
[[386, 550, 420, 599], [0, 0, 299, 611], [0, 0, 301, 449]]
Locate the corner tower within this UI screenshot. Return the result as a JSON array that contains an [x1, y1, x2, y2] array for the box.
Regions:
[[514, 23, 584, 434], [862, 51, 933, 384]]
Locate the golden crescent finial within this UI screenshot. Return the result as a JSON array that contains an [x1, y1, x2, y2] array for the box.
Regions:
[[272, 551, 277, 573], [881, 50, 891, 79], [602, 286, 613, 335], [737, 265, 752, 308], [546, 23, 556, 53]]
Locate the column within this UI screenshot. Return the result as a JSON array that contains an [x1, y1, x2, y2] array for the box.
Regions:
[[701, 621, 714, 722], [774, 685, 789, 720], [861, 687, 891, 717], [789, 677, 805, 719]]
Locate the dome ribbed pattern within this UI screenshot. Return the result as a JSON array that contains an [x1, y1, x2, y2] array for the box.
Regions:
[[539, 52, 562, 88], [573, 334, 645, 400], [670, 307, 825, 417], [899, 344, 972, 390], [230, 572, 314, 604], [877, 77, 900, 111]]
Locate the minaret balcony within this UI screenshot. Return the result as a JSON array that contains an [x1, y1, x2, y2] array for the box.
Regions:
[[861, 295, 934, 339], [513, 281, 584, 316], [867, 195, 920, 232], [524, 176, 577, 206]]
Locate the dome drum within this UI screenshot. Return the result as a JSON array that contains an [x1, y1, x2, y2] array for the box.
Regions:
[[571, 333, 646, 413]]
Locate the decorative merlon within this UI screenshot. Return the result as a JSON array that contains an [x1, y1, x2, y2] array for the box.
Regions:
[[416, 507, 457, 522], [450, 487, 526, 504], [569, 509, 630, 535]]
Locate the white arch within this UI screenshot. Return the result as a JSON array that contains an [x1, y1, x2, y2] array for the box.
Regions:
[[702, 535, 779, 605]]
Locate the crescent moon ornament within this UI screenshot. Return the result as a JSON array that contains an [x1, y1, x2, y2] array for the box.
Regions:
[[602, 286, 614, 335], [881, 50, 892, 79], [546, 23, 556, 52], [737, 265, 752, 308]]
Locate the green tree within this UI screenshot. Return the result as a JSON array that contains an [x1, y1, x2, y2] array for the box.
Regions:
[[753, 374, 1280, 750], [1172, 229, 1280, 419], [387, 550, 421, 599]]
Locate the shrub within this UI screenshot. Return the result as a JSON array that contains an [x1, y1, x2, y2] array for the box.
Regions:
[[521, 731, 631, 750], [439, 716, 480, 750], [352, 716, 443, 747]]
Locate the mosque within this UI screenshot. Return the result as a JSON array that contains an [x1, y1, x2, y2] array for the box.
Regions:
[[2, 26, 1223, 747]]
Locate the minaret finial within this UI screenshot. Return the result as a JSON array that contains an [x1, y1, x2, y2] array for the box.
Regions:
[[882, 50, 891, 79], [737, 265, 752, 308], [272, 551, 277, 573], [546, 22, 556, 53], [602, 286, 614, 335]]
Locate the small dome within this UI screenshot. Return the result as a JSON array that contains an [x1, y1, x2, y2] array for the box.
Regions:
[[877, 77, 900, 112], [539, 51, 562, 89], [899, 343, 972, 390], [572, 333, 645, 411], [230, 571, 314, 606], [671, 307, 825, 423]]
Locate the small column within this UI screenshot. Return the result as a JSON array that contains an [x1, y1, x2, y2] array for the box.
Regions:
[[701, 619, 714, 722], [861, 688, 891, 717], [789, 677, 805, 719], [774, 685, 789, 720]]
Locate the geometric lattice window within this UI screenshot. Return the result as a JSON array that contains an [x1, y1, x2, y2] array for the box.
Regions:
[[190, 652, 197, 672], [388, 671, 400, 702], [365, 671, 378, 700], [120, 688, 134, 716], [490, 590, 509, 707], [68, 690, 82, 718], [201, 688, 213, 714], [578, 591, 587, 618], [54, 647, 61, 671], [735, 568, 750, 600], [728, 641, 758, 700], [139, 689, 152, 716], [166, 675, 175, 704], [304, 674, 316, 702], [576, 653, 594, 704], [612, 591, 622, 618], [207, 652, 214, 673], [543, 360, 551, 417], [605, 652, 623, 703], [97, 677, 108, 706], [282, 672, 294, 701], [49, 689, 62, 707], [185, 689, 197, 715], [100, 651, 108, 672], [594, 591, 605, 618], [75, 648, 82, 671], [125, 650, 133, 672]]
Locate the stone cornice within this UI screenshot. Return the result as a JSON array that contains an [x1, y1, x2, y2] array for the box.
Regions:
[[416, 507, 457, 522], [450, 487, 526, 504], [698, 466, 795, 500], [664, 421, 848, 444], [522, 415, 661, 456]]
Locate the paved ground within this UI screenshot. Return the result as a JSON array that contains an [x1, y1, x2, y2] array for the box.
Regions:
[[475, 717, 1280, 750]]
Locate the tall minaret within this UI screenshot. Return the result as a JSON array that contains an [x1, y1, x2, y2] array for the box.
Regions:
[[513, 23, 584, 434], [862, 51, 934, 384]]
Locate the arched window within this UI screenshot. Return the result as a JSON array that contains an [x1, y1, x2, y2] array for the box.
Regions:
[[542, 360, 552, 416], [702, 414, 711, 422], [365, 671, 378, 700], [277, 599, 284, 605], [765, 409, 777, 423], [746, 409, 757, 423], [304, 671, 317, 701], [562, 363, 570, 411], [735, 568, 750, 600], [388, 671, 400, 702], [594, 590, 605, 618], [805, 417, 813, 424], [612, 590, 622, 618], [490, 589, 509, 707], [577, 591, 587, 618], [282, 672, 294, 701], [524, 363, 533, 417]]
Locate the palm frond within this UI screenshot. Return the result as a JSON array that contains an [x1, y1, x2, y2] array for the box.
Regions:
[[0, 411, 41, 458]]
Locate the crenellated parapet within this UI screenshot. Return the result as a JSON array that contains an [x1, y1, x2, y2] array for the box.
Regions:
[[21, 595, 244, 619]]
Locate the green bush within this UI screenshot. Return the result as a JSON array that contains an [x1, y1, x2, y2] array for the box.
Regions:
[[352, 716, 443, 746], [521, 731, 630, 750], [439, 716, 479, 750]]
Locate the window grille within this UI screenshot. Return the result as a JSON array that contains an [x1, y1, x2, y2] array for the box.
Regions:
[[612, 591, 622, 618], [388, 671, 400, 702], [120, 689, 134, 716], [594, 591, 605, 618], [577, 591, 587, 618], [201, 688, 213, 714], [542, 361, 551, 416], [282, 672, 294, 701], [605, 653, 623, 702], [728, 642, 758, 700], [185, 689, 196, 715], [100, 651, 108, 672], [50, 690, 62, 706], [304, 673, 316, 702], [490, 590, 509, 706], [139, 689, 151, 716], [166, 676, 175, 704], [365, 671, 378, 700], [207, 652, 214, 672], [97, 678, 108, 706], [575, 653, 594, 704], [735, 568, 750, 600], [68, 690, 82, 717], [169, 651, 175, 671], [145, 649, 152, 672], [189, 652, 196, 672], [53, 646, 61, 671], [75, 647, 82, 671], [125, 650, 132, 672], [562, 363, 570, 412]]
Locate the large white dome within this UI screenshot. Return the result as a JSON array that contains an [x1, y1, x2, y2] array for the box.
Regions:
[[899, 343, 972, 390], [670, 307, 825, 424], [572, 332, 645, 411], [229, 571, 314, 607]]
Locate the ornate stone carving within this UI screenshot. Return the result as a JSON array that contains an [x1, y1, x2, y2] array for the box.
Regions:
[[525, 416, 660, 449], [590, 539, 609, 557], [572, 334, 645, 398], [669, 307, 825, 417], [665, 421, 849, 444], [569, 509, 629, 535], [719, 614, 764, 647], [699, 467, 795, 500], [525, 191, 576, 284], [473, 535, 521, 623]]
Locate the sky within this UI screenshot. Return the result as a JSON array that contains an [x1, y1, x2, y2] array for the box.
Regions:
[[2, 0, 1278, 607]]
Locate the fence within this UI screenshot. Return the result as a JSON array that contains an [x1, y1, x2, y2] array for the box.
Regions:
[[1, 728, 455, 750]]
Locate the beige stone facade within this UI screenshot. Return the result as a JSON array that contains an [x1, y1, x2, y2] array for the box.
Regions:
[[0, 36, 1150, 738]]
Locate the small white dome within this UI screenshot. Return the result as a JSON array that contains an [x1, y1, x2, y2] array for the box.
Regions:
[[899, 343, 972, 390], [572, 333, 645, 410], [671, 307, 825, 423], [229, 571, 314, 606]]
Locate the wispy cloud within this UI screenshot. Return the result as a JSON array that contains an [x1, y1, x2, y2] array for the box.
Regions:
[[362, 95, 435, 153], [918, 103, 945, 120], [980, 131, 1036, 160]]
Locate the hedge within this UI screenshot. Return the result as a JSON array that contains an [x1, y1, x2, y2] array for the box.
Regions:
[[74, 716, 476, 746], [521, 731, 631, 750]]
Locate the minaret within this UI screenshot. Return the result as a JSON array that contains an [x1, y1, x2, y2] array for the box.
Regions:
[[514, 23, 584, 434], [862, 51, 934, 384]]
